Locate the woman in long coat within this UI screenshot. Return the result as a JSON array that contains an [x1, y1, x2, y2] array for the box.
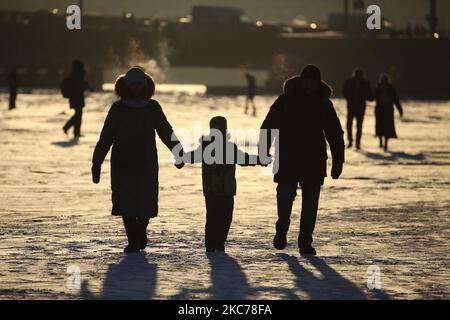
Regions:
[[92, 67, 184, 253], [374, 74, 403, 151]]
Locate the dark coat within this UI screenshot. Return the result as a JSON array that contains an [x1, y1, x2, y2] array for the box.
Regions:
[[246, 75, 256, 98], [92, 100, 181, 218], [8, 72, 19, 92], [260, 77, 345, 185], [373, 84, 403, 138], [342, 77, 373, 114], [64, 71, 89, 109], [185, 136, 259, 196]]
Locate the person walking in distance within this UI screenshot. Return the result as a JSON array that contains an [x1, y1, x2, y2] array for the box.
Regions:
[[7, 67, 19, 110], [373, 74, 403, 152], [342, 69, 373, 149], [61, 60, 92, 138], [244, 73, 257, 116]]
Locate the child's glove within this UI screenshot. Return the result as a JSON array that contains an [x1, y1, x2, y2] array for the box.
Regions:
[[331, 164, 343, 180], [92, 165, 101, 184]]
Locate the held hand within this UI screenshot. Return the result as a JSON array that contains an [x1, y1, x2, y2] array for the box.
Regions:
[[174, 149, 185, 169], [174, 161, 185, 169], [262, 156, 273, 167], [259, 154, 273, 167], [331, 164, 343, 180], [92, 165, 101, 184]]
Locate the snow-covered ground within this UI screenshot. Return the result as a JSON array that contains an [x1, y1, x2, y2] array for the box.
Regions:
[[0, 89, 448, 299]]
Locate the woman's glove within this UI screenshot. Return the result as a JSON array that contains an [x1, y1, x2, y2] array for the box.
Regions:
[[92, 165, 101, 184], [258, 154, 272, 167], [174, 148, 185, 169]]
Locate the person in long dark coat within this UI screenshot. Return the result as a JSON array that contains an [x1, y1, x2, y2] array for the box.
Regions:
[[7, 68, 19, 110], [91, 67, 184, 253], [62, 60, 91, 138], [373, 74, 403, 151], [342, 69, 373, 149], [259, 65, 345, 255]]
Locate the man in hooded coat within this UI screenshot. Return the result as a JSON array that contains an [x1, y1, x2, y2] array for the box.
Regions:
[[259, 65, 345, 255]]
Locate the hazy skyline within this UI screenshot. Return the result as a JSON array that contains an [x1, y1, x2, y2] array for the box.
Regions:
[[1, 0, 449, 29]]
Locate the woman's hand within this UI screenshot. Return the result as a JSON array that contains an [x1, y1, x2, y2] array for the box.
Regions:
[[174, 148, 185, 169], [174, 161, 185, 169], [92, 165, 101, 184], [258, 154, 273, 167]]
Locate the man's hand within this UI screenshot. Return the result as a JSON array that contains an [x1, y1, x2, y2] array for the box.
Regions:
[[92, 165, 101, 184], [331, 164, 343, 180]]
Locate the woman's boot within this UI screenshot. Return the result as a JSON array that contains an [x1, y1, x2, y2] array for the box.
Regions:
[[137, 218, 149, 250], [122, 217, 140, 253]]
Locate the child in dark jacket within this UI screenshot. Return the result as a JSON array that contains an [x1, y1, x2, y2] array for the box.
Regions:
[[183, 116, 268, 253]]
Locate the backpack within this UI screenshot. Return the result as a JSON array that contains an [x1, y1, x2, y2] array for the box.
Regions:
[[60, 77, 72, 98]]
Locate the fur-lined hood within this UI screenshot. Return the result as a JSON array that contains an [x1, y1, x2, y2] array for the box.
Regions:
[[283, 76, 333, 100]]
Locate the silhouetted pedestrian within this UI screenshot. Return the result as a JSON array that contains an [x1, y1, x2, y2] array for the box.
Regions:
[[373, 74, 403, 151], [61, 60, 91, 138], [260, 65, 345, 255], [183, 116, 267, 253], [91, 67, 184, 253], [343, 69, 373, 149], [405, 23, 412, 37], [244, 73, 257, 116], [7, 68, 19, 110]]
